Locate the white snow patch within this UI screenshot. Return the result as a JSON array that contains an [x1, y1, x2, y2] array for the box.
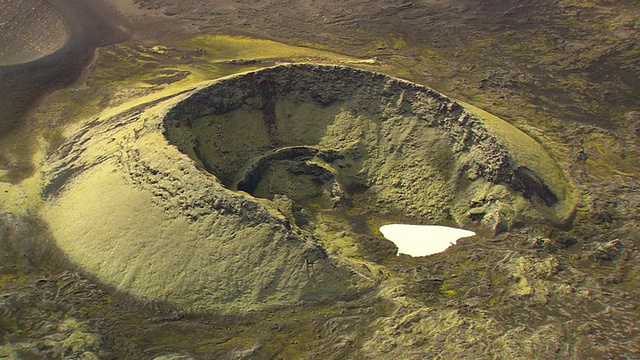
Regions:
[[379, 224, 476, 257]]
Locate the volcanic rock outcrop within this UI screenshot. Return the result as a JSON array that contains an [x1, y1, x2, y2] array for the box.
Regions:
[[40, 64, 572, 313]]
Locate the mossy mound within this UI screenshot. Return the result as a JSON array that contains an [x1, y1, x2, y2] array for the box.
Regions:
[[39, 63, 573, 314]]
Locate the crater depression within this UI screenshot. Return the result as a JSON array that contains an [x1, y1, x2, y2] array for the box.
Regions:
[[164, 64, 569, 229]]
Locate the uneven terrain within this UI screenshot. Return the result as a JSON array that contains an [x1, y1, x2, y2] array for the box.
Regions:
[[1, 0, 639, 359]]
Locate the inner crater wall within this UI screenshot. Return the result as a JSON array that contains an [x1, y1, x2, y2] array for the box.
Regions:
[[164, 64, 568, 228]]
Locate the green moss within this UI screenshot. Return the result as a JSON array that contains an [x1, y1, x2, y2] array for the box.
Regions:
[[441, 289, 457, 297], [440, 282, 458, 297], [461, 102, 575, 223], [176, 35, 358, 64], [582, 131, 639, 178], [313, 212, 360, 257]]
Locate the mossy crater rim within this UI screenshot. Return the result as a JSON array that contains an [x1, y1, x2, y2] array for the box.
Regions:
[[163, 64, 569, 231]]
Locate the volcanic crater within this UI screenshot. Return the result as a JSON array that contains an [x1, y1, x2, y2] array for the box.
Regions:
[[164, 64, 567, 231], [41, 64, 572, 314]]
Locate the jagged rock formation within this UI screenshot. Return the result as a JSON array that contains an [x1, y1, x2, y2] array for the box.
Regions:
[[40, 64, 571, 313]]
